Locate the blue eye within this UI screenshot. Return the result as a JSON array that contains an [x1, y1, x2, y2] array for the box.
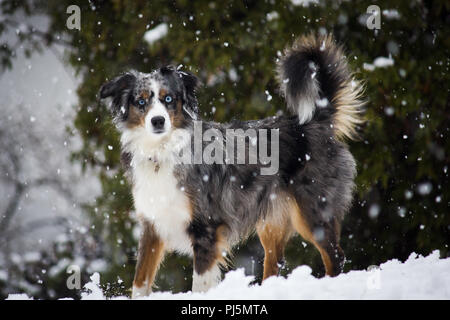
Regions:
[[138, 99, 146, 106], [165, 95, 173, 103]]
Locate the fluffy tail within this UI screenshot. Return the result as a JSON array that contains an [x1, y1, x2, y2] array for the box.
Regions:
[[277, 34, 365, 140]]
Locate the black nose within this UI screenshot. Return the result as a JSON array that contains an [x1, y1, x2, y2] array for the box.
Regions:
[[151, 116, 165, 130]]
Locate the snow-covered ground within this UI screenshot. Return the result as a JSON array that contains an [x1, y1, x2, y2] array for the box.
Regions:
[[6, 250, 450, 300]]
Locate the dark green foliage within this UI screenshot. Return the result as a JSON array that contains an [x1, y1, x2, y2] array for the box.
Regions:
[[1, 0, 448, 298]]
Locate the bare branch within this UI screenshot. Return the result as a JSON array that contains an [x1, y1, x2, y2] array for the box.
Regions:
[[0, 181, 26, 235]]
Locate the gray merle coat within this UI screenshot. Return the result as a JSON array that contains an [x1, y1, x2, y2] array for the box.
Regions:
[[99, 34, 365, 297]]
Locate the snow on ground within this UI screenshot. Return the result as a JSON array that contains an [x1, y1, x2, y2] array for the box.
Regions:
[[6, 250, 450, 300]]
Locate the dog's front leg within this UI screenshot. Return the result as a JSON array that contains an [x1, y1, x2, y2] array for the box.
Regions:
[[192, 262, 221, 293], [132, 221, 165, 299], [189, 223, 227, 292]]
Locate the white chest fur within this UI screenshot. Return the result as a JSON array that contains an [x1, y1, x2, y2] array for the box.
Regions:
[[132, 160, 193, 255]]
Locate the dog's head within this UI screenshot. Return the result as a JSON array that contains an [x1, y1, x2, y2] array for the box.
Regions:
[[99, 66, 199, 140]]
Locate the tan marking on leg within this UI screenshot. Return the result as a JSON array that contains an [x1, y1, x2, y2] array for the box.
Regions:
[[257, 221, 291, 280], [132, 221, 165, 297], [319, 249, 335, 276], [256, 195, 295, 280], [288, 200, 337, 276], [214, 224, 230, 266]]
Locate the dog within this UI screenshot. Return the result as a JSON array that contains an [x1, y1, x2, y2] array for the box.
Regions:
[[99, 35, 364, 298]]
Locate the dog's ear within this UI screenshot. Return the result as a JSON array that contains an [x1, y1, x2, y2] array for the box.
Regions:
[[179, 70, 200, 118], [160, 65, 176, 75], [99, 72, 136, 119], [99, 73, 136, 99]]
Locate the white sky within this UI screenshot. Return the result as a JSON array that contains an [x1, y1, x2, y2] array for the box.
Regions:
[[0, 15, 101, 254]]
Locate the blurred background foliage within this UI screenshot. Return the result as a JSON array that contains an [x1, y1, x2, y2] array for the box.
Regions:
[[0, 0, 448, 298]]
